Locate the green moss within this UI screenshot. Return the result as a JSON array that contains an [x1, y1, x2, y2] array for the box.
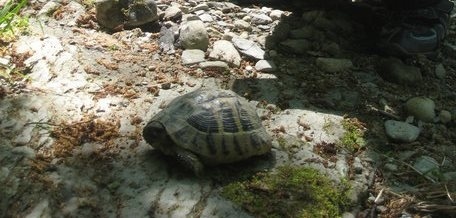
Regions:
[[340, 117, 366, 152], [221, 166, 351, 218]]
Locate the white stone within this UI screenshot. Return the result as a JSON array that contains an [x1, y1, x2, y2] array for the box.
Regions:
[[181, 49, 205, 65], [179, 20, 209, 51], [242, 15, 251, 22], [198, 13, 213, 22], [163, 6, 182, 20], [199, 61, 229, 70], [38, 1, 62, 16], [208, 40, 241, 66], [260, 7, 272, 14], [269, 10, 284, 20], [0, 57, 9, 66], [234, 20, 251, 31], [251, 13, 272, 25], [255, 60, 276, 72], [231, 37, 265, 60], [192, 3, 209, 11]]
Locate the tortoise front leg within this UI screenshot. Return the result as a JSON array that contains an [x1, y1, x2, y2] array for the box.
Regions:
[[175, 147, 204, 176]]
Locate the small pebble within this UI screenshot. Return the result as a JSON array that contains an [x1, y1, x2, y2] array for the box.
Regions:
[[438, 110, 452, 123], [435, 63, 446, 79], [181, 49, 205, 65]]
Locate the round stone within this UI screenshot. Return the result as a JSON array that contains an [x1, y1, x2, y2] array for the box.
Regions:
[[179, 20, 209, 51], [405, 97, 436, 122], [438, 110, 452, 123]]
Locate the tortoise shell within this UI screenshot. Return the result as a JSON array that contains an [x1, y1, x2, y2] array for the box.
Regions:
[[145, 88, 272, 165]]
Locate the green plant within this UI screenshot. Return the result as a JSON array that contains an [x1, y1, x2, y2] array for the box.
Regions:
[[340, 117, 366, 152], [0, 0, 28, 41], [0, 67, 29, 83]]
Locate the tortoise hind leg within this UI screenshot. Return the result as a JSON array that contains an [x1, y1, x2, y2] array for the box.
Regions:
[[175, 148, 204, 176]]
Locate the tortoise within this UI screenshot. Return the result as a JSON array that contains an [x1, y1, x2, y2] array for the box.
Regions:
[[143, 88, 272, 175]]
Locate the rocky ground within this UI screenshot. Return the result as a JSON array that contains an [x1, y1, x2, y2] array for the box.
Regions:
[[1, 0, 456, 217]]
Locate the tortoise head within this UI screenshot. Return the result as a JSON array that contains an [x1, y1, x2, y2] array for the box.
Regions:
[[143, 121, 174, 155]]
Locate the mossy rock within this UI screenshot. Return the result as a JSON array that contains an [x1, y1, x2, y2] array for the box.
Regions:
[[221, 166, 351, 217]]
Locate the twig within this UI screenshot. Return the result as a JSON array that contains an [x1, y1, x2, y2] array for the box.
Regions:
[[441, 156, 446, 167], [372, 148, 437, 183], [445, 184, 454, 203], [399, 161, 437, 184], [374, 188, 384, 204], [366, 105, 401, 120], [414, 201, 456, 213]]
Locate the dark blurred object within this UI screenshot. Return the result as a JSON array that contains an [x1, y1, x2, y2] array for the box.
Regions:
[[378, 0, 454, 57]]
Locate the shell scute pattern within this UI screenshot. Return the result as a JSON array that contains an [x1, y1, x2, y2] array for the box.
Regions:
[[148, 88, 272, 165]]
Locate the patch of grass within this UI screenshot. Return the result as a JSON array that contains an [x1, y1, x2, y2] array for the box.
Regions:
[[0, 0, 29, 42], [340, 117, 366, 153], [221, 166, 351, 217]]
